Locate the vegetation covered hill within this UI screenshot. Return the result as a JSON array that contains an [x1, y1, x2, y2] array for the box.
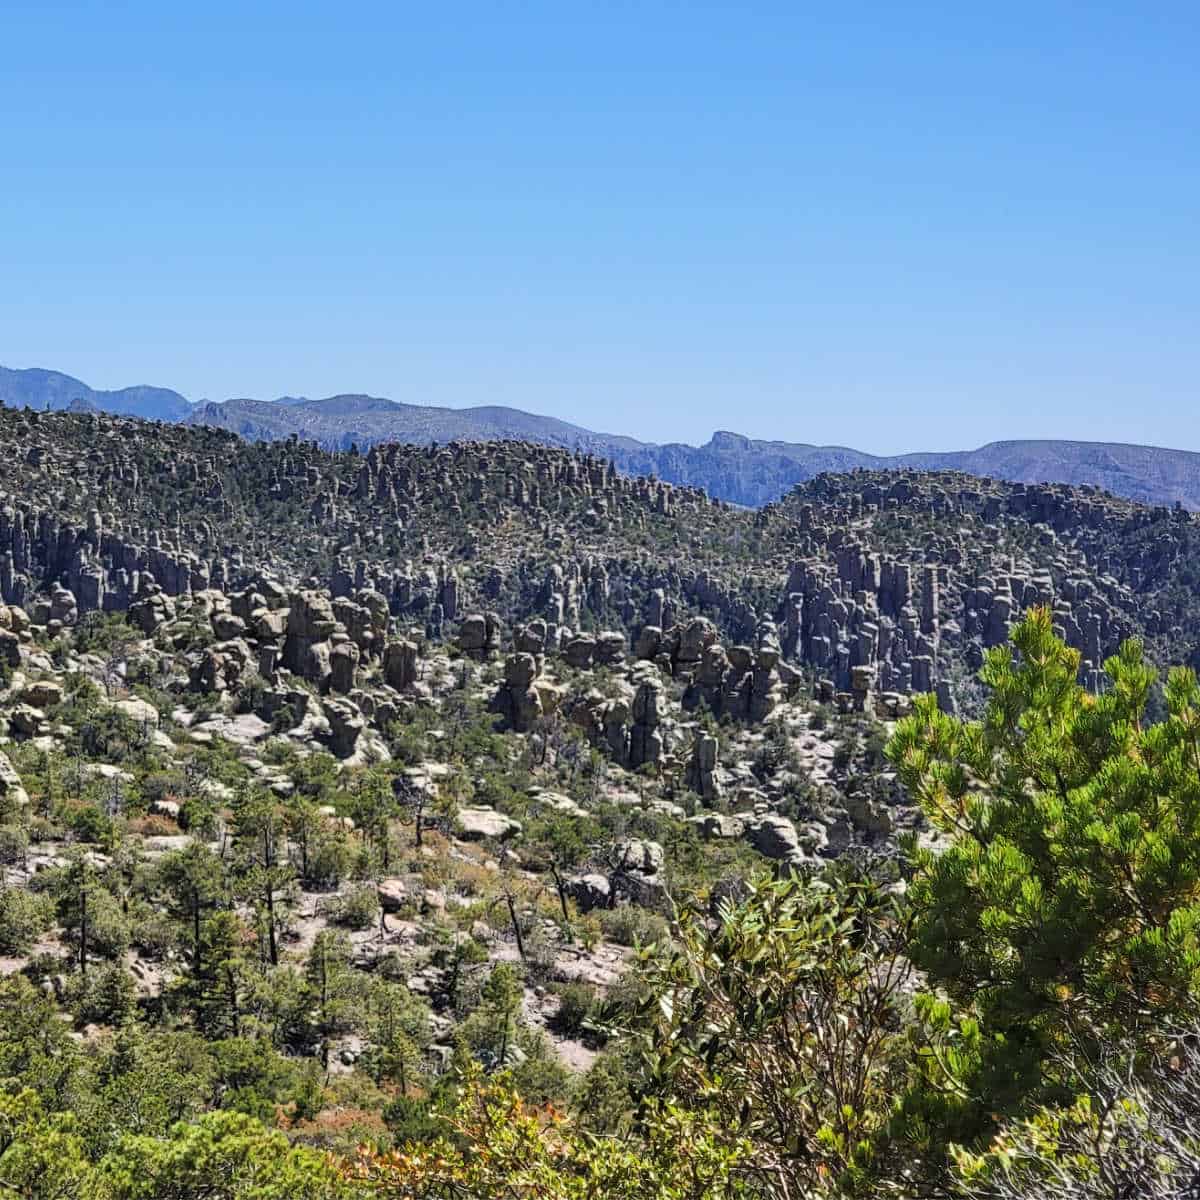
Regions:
[[6, 405, 1200, 698], [2, 410, 1200, 1195]]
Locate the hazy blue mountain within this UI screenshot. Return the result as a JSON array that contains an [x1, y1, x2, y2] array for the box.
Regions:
[[607, 432, 1200, 510], [184, 394, 644, 456], [0, 366, 193, 422]]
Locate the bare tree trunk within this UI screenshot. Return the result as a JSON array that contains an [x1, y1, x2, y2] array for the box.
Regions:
[[79, 877, 88, 978], [265, 883, 278, 966], [550, 864, 573, 942], [227, 965, 240, 1037], [505, 892, 526, 961], [319, 946, 330, 1069], [193, 888, 202, 971]]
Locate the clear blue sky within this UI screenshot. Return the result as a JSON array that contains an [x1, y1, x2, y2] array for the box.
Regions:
[[2, 3, 1197, 451]]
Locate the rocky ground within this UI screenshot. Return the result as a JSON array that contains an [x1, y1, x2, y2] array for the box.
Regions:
[[0, 566, 904, 1088]]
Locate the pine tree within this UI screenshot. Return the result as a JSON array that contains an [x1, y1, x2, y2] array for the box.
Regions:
[[55, 850, 97, 978], [158, 843, 226, 978], [366, 981, 429, 1095], [182, 910, 248, 1038], [888, 606, 1200, 1138], [233, 791, 295, 967], [305, 930, 360, 1070], [349, 765, 397, 870], [479, 963, 524, 1069]]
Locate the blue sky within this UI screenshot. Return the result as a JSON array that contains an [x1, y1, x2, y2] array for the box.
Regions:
[[1, 2, 1197, 451]]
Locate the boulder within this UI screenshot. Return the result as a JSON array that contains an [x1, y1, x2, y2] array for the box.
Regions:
[[190, 647, 229, 694], [302, 640, 333, 689], [49, 585, 78, 626], [383, 639, 418, 691], [251, 607, 287, 640], [129, 589, 175, 634], [565, 873, 611, 913], [505, 653, 537, 690], [594, 631, 627, 665], [456, 806, 522, 841], [0, 630, 20, 668], [610, 838, 669, 910], [683, 733, 721, 801], [330, 640, 360, 694], [457, 614, 490, 657], [10, 704, 45, 736], [212, 611, 248, 641], [490, 653, 543, 732], [634, 625, 662, 660], [689, 811, 744, 839], [676, 617, 718, 667], [614, 838, 664, 875], [321, 698, 365, 759], [282, 590, 337, 685], [141, 835, 194, 855], [20, 680, 63, 709], [629, 677, 664, 768], [377, 878, 410, 913], [515, 620, 547, 658], [562, 634, 596, 669], [114, 697, 160, 730], [743, 813, 808, 867], [287, 590, 337, 640]]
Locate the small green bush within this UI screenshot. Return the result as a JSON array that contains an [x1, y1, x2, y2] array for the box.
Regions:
[[63, 803, 114, 846], [0, 824, 29, 866], [72, 960, 138, 1027], [329, 883, 380, 930], [0, 887, 52, 953], [598, 905, 668, 948], [552, 982, 597, 1037]]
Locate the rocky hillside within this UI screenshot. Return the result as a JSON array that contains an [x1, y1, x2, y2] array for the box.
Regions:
[[2, 407, 1200, 1181], [0, 407, 917, 1134], [6, 363, 1200, 508], [5, 406, 1200, 713]]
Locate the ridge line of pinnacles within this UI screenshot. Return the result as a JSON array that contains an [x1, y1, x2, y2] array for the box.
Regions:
[[0, 405, 1194, 880]]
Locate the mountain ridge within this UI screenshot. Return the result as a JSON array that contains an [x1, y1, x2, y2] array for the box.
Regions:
[[0, 365, 193, 422], [3, 362, 1198, 509]]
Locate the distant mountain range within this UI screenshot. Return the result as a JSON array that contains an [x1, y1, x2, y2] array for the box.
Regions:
[[3, 363, 1199, 510], [0, 366, 193, 422]]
